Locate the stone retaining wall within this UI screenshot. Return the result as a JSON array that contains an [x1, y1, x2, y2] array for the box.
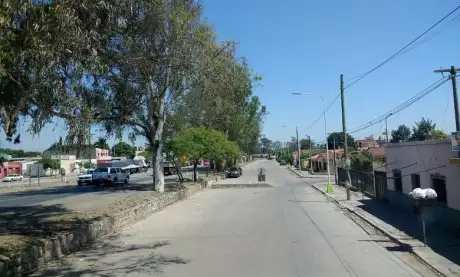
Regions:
[[0, 183, 204, 277]]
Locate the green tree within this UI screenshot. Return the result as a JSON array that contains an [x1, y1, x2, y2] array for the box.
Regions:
[[37, 157, 60, 170], [112, 142, 135, 158], [428, 129, 449, 140], [0, 148, 41, 158], [93, 137, 110, 150], [300, 139, 312, 150], [171, 127, 241, 181], [411, 118, 436, 141], [327, 132, 355, 150], [390, 124, 411, 143], [260, 138, 272, 150], [1, 0, 264, 193], [0, 0, 133, 144]]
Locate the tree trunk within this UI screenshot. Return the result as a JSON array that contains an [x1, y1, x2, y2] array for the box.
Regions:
[[151, 141, 164, 192], [193, 161, 197, 182], [149, 100, 166, 192]]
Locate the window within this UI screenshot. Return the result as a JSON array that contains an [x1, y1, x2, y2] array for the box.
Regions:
[[393, 169, 402, 192], [431, 174, 447, 204], [110, 168, 117, 174], [411, 174, 420, 190]]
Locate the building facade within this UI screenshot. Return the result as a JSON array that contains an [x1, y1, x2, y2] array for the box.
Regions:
[[355, 137, 379, 149], [0, 161, 22, 179], [384, 139, 460, 230], [43, 147, 111, 164]]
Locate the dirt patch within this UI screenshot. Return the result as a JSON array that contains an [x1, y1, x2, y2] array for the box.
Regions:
[[0, 182, 194, 261]]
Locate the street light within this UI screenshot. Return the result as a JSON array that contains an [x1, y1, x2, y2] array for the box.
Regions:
[[385, 113, 393, 143], [292, 93, 331, 186]]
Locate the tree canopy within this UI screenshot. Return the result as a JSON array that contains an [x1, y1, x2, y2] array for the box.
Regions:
[[300, 138, 312, 150], [112, 142, 135, 158], [0, 148, 41, 158], [93, 137, 110, 150], [0, 0, 265, 191], [390, 125, 411, 143], [37, 157, 60, 170], [327, 132, 355, 150], [411, 118, 436, 141], [171, 127, 241, 180]]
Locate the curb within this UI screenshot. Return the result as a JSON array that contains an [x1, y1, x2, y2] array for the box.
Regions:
[[286, 166, 328, 179], [311, 184, 447, 277], [0, 181, 212, 277]]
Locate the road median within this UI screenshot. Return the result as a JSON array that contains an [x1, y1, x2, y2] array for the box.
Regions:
[[0, 176, 220, 277]]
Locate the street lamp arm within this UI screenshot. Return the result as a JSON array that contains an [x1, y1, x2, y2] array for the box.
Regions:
[[291, 92, 331, 186]]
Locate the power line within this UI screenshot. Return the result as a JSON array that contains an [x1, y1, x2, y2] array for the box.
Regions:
[[344, 4, 460, 89], [303, 94, 340, 133], [348, 78, 446, 132], [345, 13, 460, 84], [348, 77, 450, 134], [302, 4, 460, 133]]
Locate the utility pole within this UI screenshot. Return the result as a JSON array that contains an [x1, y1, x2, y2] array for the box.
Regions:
[[341, 74, 351, 199], [296, 127, 301, 169], [333, 135, 338, 186], [385, 113, 393, 143], [306, 135, 312, 172], [435, 66, 459, 157]]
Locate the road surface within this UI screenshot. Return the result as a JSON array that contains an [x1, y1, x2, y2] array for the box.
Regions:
[[0, 166, 208, 207], [32, 159, 434, 277]]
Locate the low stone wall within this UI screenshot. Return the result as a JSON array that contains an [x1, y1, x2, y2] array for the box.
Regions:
[[0, 184, 204, 277]]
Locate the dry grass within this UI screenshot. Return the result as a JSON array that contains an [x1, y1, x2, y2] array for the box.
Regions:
[[0, 181, 198, 259]]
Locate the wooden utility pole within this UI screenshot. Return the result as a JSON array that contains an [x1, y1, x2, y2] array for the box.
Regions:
[[340, 74, 351, 199], [435, 66, 459, 157], [296, 127, 301, 169], [333, 135, 338, 186]]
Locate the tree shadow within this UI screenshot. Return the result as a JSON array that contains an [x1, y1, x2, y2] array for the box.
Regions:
[[358, 199, 460, 266], [34, 237, 189, 276]]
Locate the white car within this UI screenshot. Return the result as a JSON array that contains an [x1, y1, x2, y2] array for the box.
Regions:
[[77, 169, 95, 186], [3, 174, 23, 182]]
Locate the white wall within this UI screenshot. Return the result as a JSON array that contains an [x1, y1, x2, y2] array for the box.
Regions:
[[385, 139, 460, 211]]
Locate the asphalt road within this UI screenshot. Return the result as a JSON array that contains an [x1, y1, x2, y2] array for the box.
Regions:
[[0, 165, 208, 207], [32, 159, 435, 277]]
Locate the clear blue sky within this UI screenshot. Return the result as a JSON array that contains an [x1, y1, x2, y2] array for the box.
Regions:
[[2, 0, 460, 151]]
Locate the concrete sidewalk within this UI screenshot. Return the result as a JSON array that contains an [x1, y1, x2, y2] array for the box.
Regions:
[[312, 182, 460, 277], [286, 166, 329, 179]]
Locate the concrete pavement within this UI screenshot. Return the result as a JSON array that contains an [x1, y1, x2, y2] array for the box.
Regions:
[[31, 160, 436, 277]]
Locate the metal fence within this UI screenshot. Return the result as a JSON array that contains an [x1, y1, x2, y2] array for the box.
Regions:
[[337, 168, 388, 200]]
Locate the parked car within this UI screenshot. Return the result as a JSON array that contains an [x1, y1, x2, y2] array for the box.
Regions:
[[279, 160, 286, 165], [77, 169, 95, 186], [203, 159, 210, 166], [226, 166, 243, 178], [163, 162, 177, 175], [2, 174, 23, 182], [91, 167, 129, 186]]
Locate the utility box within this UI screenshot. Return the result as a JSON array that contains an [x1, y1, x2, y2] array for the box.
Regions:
[[258, 168, 266, 182]]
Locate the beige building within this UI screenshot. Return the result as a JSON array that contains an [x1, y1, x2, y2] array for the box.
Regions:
[[384, 139, 460, 230], [355, 137, 379, 149]]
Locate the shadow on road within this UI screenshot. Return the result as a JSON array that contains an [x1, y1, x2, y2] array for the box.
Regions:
[[33, 236, 189, 276]]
